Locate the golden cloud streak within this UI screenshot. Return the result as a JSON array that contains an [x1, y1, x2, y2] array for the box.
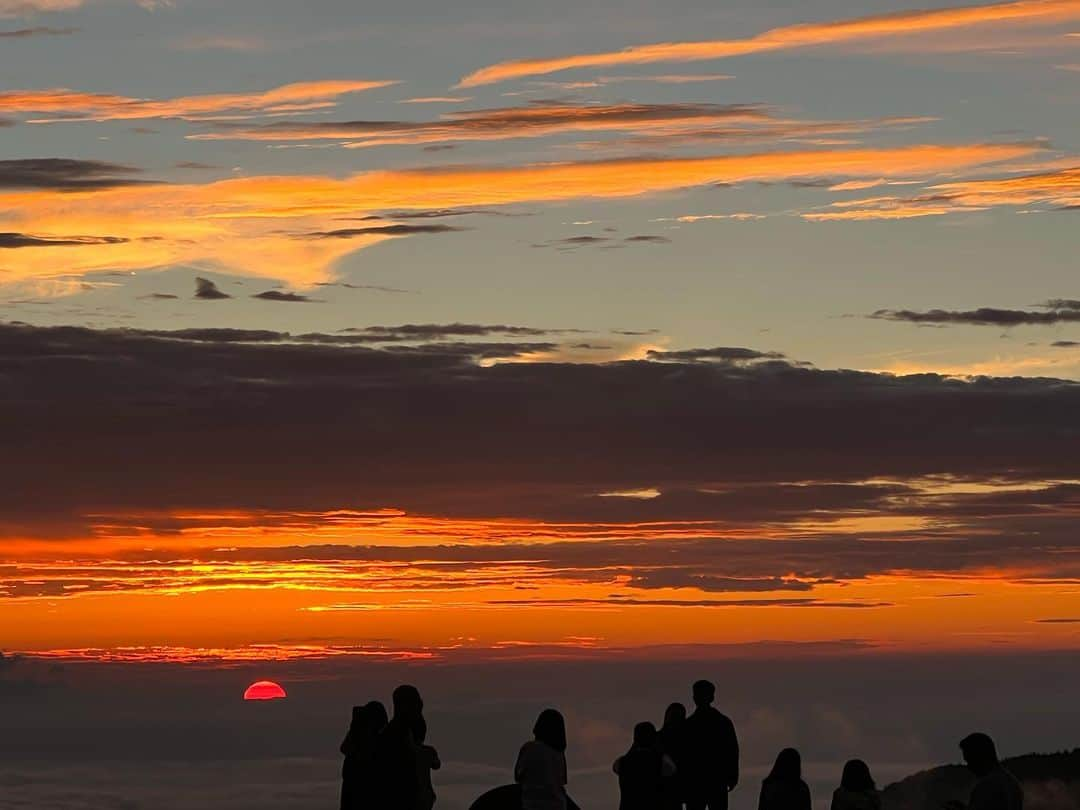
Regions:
[[0, 80, 396, 122], [0, 143, 1033, 287], [459, 0, 1080, 86]]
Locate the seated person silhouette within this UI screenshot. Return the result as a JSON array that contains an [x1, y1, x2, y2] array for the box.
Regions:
[[613, 721, 676, 810], [683, 680, 739, 810], [945, 733, 1023, 810], [758, 748, 811, 810], [340, 701, 388, 810], [469, 710, 580, 810], [830, 759, 880, 810], [516, 709, 570, 810]]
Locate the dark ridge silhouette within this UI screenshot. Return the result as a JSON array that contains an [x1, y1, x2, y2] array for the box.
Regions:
[[883, 748, 1080, 810]]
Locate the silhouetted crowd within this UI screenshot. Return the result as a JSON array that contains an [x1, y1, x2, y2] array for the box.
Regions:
[[339, 680, 1023, 810]]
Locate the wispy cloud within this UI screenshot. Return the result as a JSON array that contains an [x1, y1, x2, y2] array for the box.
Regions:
[[803, 166, 1080, 220], [0, 24, 76, 36], [191, 101, 770, 147], [0, 79, 397, 123], [870, 299, 1080, 326], [0, 0, 82, 16], [459, 0, 1080, 86], [0, 142, 1033, 287], [0, 158, 147, 190]]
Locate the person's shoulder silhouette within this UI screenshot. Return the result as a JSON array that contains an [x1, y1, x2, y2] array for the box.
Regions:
[[516, 709, 569, 810], [340, 701, 388, 810], [614, 722, 674, 810], [830, 759, 879, 810], [758, 748, 811, 810], [950, 733, 1023, 810]]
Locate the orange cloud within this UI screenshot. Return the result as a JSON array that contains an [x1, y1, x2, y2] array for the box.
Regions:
[[190, 102, 770, 146], [459, 0, 1080, 86], [0, 0, 82, 14], [0, 79, 397, 123], [803, 165, 1080, 219], [0, 142, 1033, 288]]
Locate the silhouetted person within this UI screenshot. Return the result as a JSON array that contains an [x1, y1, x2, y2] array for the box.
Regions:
[[614, 721, 676, 810], [758, 748, 811, 810], [413, 713, 442, 810], [683, 680, 739, 810], [831, 760, 880, 810], [659, 703, 688, 810], [516, 709, 569, 810], [945, 733, 1023, 810], [341, 701, 388, 810], [375, 685, 435, 810]]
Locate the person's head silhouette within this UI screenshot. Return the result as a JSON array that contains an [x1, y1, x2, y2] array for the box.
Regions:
[[366, 700, 389, 730], [350, 704, 365, 728], [633, 721, 658, 749], [840, 759, 875, 792], [692, 680, 715, 708], [663, 702, 686, 729], [533, 708, 567, 753], [767, 748, 802, 783], [392, 684, 423, 719], [959, 732, 1000, 777]]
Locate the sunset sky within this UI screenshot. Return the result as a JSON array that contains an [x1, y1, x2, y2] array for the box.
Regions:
[[1, 0, 1078, 808]]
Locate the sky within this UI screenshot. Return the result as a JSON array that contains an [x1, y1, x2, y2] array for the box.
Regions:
[[0, 0, 1078, 808]]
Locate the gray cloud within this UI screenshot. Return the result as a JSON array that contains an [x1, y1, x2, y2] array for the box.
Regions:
[[0, 158, 147, 190], [870, 300, 1080, 327], [252, 290, 316, 303], [0, 25, 78, 38], [0, 232, 128, 248], [0, 322, 1074, 539], [646, 346, 786, 363], [194, 277, 231, 300], [302, 224, 464, 239]]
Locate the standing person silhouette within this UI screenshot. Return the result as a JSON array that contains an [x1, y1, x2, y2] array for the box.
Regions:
[[340, 701, 388, 810], [758, 748, 811, 810], [374, 685, 434, 810], [659, 703, 688, 810], [516, 709, 569, 810], [945, 733, 1023, 810], [614, 721, 676, 810], [830, 759, 880, 810], [683, 680, 739, 810]]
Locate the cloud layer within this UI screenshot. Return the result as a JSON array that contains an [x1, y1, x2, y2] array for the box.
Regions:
[[459, 0, 1080, 86]]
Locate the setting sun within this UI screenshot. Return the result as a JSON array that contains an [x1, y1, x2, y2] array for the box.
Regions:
[[243, 680, 287, 701]]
